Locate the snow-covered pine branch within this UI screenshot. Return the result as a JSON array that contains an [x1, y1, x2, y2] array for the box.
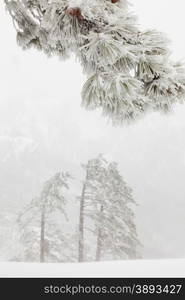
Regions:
[[4, 0, 185, 123]]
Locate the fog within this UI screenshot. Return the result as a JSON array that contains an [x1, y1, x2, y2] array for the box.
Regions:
[[0, 0, 185, 260]]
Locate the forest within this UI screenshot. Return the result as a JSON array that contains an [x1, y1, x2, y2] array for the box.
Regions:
[[0, 155, 140, 263]]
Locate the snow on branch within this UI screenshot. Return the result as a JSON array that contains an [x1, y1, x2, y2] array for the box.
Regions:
[[4, 0, 185, 123]]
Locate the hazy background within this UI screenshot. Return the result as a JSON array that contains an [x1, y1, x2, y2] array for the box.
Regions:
[[0, 0, 185, 260]]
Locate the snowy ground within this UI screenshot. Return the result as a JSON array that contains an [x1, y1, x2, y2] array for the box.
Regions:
[[0, 260, 185, 278]]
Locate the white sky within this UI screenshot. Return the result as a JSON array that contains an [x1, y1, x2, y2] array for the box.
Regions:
[[0, 0, 185, 260]]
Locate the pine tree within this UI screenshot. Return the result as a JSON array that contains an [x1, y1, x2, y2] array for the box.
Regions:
[[95, 161, 140, 260], [4, 0, 185, 123], [78, 155, 108, 262], [17, 172, 71, 262], [78, 155, 140, 261]]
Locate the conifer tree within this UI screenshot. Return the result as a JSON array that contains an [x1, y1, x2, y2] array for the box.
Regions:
[[18, 172, 71, 262], [78, 155, 140, 261], [4, 0, 185, 122], [94, 161, 140, 260]]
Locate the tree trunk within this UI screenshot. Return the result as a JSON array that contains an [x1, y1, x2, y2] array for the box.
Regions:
[[40, 204, 46, 263], [78, 182, 86, 262], [78, 170, 89, 262], [95, 205, 104, 261]]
